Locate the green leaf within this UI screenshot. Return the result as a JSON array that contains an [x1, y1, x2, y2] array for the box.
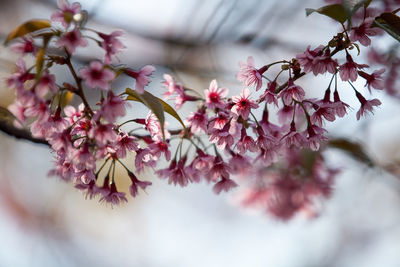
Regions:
[[4, 19, 51, 45], [342, 0, 372, 17], [125, 88, 166, 141], [374, 12, 400, 42], [306, 4, 347, 24], [329, 138, 373, 166], [125, 88, 187, 132]]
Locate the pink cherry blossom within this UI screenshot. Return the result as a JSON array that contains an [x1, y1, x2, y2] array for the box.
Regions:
[[148, 141, 171, 161], [231, 88, 259, 120], [281, 122, 306, 148], [339, 53, 368, 82], [98, 30, 125, 64], [204, 80, 228, 109], [206, 156, 232, 182], [156, 157, 190, 187], [358, 68, 385, 92], [125, 65, 156, 94], [128, 172, 152, 197], [96, 91, 126, 123], [51, 0, 82, 28], [75, 180, 101, 199], [88, 123, 118, 146], [350, 18, 380, 46], [114, 133, 139, 159], [278, 79, 305, 104], [185, 108, 208, 134], [145, 112, 170, 142], [355, 91, 382, 120], [11, 37, 36, 55], [236, 56, 267, 90], [56, 29, 87, 54], [213, 177, 238, 194], [209, 123, 235, 150], [135, 148, 157, 173], [259, 81, 278, 106], [100, 183, 128, 205], [332, 90, 350, 117], [79, 61, 115, 90], [35, 71, 57, 98], [296, 46, 338, 75], [236, 128, 258, 154]]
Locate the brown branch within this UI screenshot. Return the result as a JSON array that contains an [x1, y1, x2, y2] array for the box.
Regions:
[[0, 120, 48, 146]]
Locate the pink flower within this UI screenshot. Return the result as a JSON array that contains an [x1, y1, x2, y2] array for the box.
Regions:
[[355, 91, 381, 120], [358, 68, 385, 92], [24, 100, 50, 123], [74, 169, 96, 185], [88, 123, 118, 146], [310, 102, 336, 126], [277, 105, 294, 124], [304, 125, 328, 151], [145, 112, 170, 142], [162, 74, 179, 99], [113, 133, 139, 158], [281, 122, 306, 148], [156, 157, 190, 187], [125, 65, 156, 94], [296, 46, 338, 75], [11, 37, 36, 55], [135, 148, 157, 173], [209, 123, 235, 150], [207, 156, 232, 182], [231, 88, 259, 120], [51, 0, 82, 28], [98, 30, 125, 64], [96, 91, 126, 123], [236, 56, 267, 90], [75, 180, 101, 199], [7, 59, 34, 90], [191, 149, 214, 171], [350, 18, 380, 46], [148, 141, 171, 161], [213, 177, 238, 194], [259, 81, 278, 106], [100, 183, 128, 205], [35, 71, 57, 98], [204, 80, 228, 109], [332, 90, 350, 117], [339, 53, 368, 82], [278, 79, 305, 104], [56, 29, 87, 54], [185, 108, 208, 134], [79, 61, 115, 90], [236, 128, 258, 154], [128, 172, 152, 197], [8, 101, 27, 127]]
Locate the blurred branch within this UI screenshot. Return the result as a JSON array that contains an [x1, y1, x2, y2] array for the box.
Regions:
[[0, 120, 48, 145]]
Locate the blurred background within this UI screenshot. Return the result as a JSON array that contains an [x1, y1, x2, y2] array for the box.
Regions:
[[1, 0, 400, 266]]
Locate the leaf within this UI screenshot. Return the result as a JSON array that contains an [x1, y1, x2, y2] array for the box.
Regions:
[[0, 107, 16, 125], [342, 0, 372, 17], [4, 19, 51, 45], [329, 138, 373, 166], [125, 88, 187, 131], [374, 12, 400, 43], [125, 88, 166, 141], [306, 4, 347, 24]]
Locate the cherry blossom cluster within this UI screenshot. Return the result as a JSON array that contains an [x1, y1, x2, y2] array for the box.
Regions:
[[4, 0, 392, 218]]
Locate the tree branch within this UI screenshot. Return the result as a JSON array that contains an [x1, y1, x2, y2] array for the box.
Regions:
[[0, 120, 48, 146]]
